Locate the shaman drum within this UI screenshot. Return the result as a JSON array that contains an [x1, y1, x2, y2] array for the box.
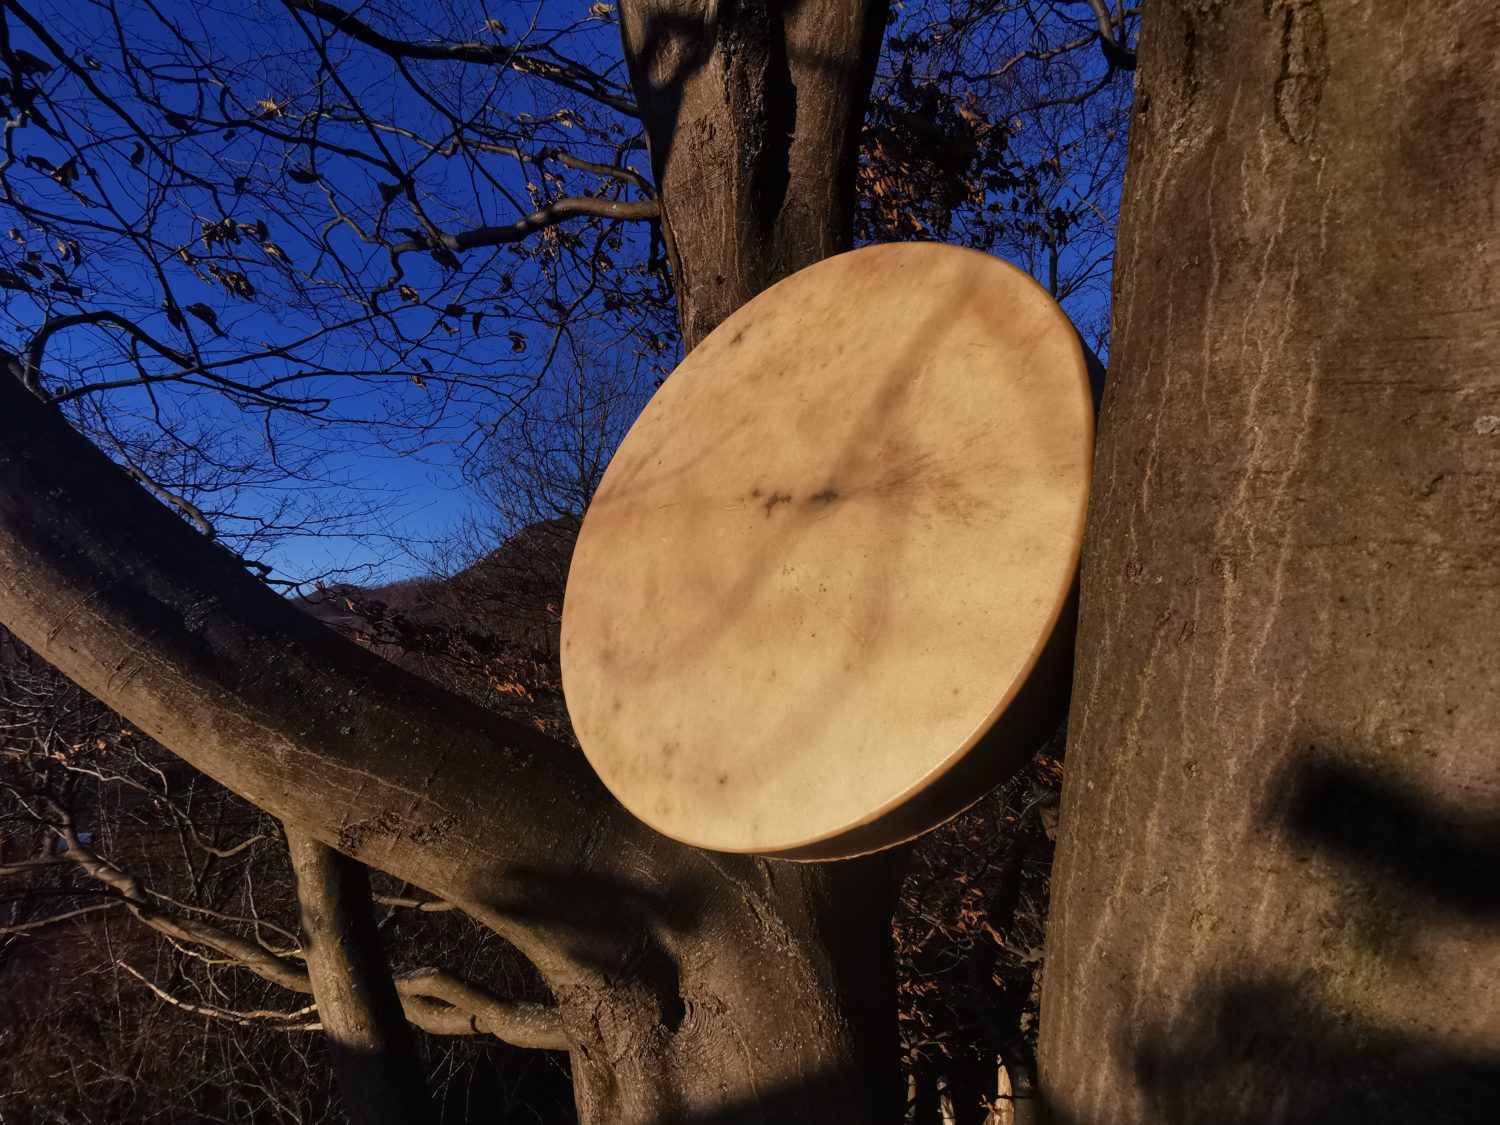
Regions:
[[561, 243, 1096, 859]]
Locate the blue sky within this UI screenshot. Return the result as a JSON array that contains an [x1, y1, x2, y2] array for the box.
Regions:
[[2, 0, 1127, 588]]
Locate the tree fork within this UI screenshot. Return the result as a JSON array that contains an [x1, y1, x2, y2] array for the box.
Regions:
[[620, 0, 888, 349], [0, 358, 899, 1122], [0, 4, 907, 1117]]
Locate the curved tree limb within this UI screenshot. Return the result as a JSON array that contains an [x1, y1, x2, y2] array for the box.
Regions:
[[394, 967, 567, 1049], [1083, 0, 1137, 70], [0, 337, 905, 1123], [19, 312, 191, 394], [0, 369, 661, 985], [0, 801, 564, 1048]]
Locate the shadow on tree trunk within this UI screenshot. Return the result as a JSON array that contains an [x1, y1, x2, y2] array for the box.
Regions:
[[1055, 752, 1500, 1125]]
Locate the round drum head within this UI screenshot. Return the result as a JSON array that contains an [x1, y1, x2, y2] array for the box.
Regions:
[[561, 243, 1094, 859]]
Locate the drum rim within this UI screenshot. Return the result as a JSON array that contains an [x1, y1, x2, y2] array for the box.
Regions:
[[561, 242, 1097, 857]]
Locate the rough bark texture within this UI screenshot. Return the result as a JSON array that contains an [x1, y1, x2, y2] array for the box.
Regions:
[[1039, 2, 1500, 1122], [286, 828, 433, 1125], [620, 0, 887, 349]]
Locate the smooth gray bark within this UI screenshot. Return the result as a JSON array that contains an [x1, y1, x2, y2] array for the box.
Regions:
[[1040, 2, 1500, 1121]]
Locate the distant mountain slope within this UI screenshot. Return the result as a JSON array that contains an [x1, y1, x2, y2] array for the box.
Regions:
[[300, 517, 580, 742]]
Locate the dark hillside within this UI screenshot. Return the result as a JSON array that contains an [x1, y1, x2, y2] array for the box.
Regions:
[[301, 517, 580, 744]]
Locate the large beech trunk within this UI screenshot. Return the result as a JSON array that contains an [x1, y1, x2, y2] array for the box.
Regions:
[[1039, 3, 1500, 1122], [0, 4, 898, 1122]]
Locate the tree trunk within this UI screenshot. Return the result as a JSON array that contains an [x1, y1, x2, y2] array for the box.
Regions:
[[1040, 3, 1500, 1122], [620, 0, 887, 349], [285, 827, 433, 1125]]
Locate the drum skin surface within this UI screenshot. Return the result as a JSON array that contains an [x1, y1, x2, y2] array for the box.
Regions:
[[561, 243, 1095, 858]]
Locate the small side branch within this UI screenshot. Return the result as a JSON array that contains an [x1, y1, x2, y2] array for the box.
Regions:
[[374, 894, 456, 912], [389, 197, 660, 265], [116, 961, 322, 1030], [0, 801, 562, 1051], [17, 312, 190, 395], [395, 967, 568, 1050], [283, 0, 639, 115]]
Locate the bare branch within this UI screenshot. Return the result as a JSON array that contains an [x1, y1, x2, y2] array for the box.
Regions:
[[0, 852, 73, 875], [20, 313, 190, 394], [283, 0, 640, 115], [0, 775, 563, 1051], [373, 894, 456, 912], [394, 967, 567, 1050], [0, 899, 124, 935], [116, 961, 323, 1030], [388, 197, 660, 264], [104, 437, 220, 540]]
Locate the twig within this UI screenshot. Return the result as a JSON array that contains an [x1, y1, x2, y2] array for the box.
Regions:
[[116, 960, 323, 1029]]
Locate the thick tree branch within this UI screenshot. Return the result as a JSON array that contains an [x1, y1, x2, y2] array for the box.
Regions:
[[1083, 0, 1137, 70], [0, 370, 662, 988], [394, 967, 567, 1049], [0, 367, 908, 1119]]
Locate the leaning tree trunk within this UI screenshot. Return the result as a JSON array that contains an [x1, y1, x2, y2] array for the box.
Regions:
[[1040, 3, 1500, 1122], [285, 828, 433, 1125], [0, 278, 896, 1125], [0, 5, 900, 1124]]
